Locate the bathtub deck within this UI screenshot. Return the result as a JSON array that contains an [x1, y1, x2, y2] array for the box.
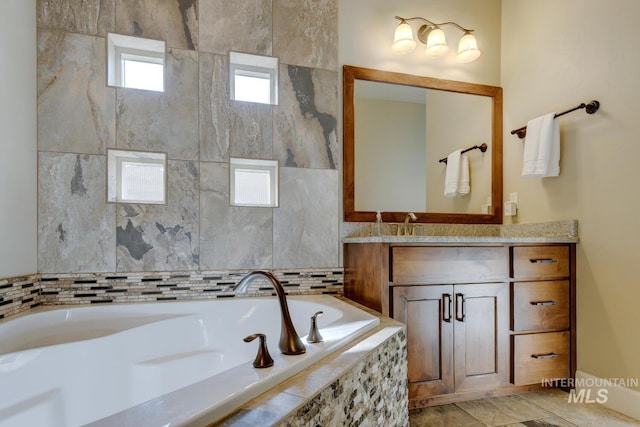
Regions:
[[87, 297, 408, 426]]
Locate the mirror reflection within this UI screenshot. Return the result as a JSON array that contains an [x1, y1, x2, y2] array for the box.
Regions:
[[355, 80, 492, 214], [343, 65, 503, 224]]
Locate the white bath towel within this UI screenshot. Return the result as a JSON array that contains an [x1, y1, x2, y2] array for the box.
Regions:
[[521, 113, 560, 178], [444, 150, 470, 197]]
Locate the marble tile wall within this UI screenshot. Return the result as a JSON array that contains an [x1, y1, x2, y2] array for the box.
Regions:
[[35, 0, 339, 274]]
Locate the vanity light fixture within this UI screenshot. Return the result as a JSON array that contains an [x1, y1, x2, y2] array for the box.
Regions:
[[392, 16, 481, 63]]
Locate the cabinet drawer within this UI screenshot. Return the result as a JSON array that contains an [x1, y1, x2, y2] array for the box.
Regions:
[[512, 281, 569, 332], [512, 331, 570, 385], [391, 246, 507, 284], [512, 246, 569, 279]]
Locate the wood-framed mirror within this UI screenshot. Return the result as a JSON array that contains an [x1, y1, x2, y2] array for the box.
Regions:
[[343, 65, 503, 224]]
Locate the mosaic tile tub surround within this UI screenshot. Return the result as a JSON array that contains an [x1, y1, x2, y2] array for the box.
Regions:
[[278, 327, 408, 427], [218, 313, 409, 427], [0, 269, 343, 320]]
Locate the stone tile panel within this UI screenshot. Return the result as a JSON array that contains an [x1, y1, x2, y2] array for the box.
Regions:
[[199, 162, 273, 270], [273, 168, 338, 268], [274, 65, 338, 169], [38, 153, 116, 273], [116, 160, 199, 272], [38, 30, 115, 154], [199, 53, 273, 162], [115, 0, 198, 50], [273, 0, 337, 70], [199, 0, 272, 55], [116, 48, 199, 160], [37, 0, 115, 37]]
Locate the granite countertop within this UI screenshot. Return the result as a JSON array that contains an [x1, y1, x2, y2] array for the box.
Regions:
[[341, 220, 579, 244], [342, 235, 579, 244]]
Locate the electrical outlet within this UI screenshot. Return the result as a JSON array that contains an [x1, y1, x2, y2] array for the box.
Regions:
[[510, 192, 519, 204]]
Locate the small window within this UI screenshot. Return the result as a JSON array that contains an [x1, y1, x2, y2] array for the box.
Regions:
[[230, 158, 278, 207], [108, 33, 165, 92], [230, 51, 278, 105], [108, 149, 167, 204]]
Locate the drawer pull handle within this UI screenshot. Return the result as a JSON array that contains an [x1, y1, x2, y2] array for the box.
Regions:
[[530, 300, 557, 306], [455, 293, 465, 322], [443, 294, 452, 323], [529, 258, 558, 264], [531, 352, 559, 360]]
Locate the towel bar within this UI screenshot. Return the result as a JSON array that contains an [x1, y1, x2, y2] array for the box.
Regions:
[[511, 100, 600, 139], [439, 143, 488, 164]]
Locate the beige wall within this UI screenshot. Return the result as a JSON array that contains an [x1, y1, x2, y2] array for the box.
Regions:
[[502, 0, 640, 389], [339, 0, 502, 85], [0, 0, 37, 277]]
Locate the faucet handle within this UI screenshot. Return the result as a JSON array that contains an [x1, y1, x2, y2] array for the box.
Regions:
[[307, 311, 324, 343], [244, 333, 274, 368]]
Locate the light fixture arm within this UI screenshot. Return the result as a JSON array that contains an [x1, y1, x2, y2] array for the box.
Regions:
[[394, 16, 475, 34]]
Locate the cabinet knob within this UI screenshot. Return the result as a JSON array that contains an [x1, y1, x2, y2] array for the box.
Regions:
[[530, 300, 557, 306]]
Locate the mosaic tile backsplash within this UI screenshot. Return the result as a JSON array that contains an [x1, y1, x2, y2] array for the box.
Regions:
[[0, 269, 343, 320]]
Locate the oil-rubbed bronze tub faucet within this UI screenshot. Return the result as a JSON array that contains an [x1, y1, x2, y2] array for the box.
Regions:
[[234, 271, 306, 355], [244, 333, 274, 368]]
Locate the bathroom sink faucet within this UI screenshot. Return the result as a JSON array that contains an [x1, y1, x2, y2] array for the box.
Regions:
[[234, 271, 306, 355], [404, 212, 417, 236]]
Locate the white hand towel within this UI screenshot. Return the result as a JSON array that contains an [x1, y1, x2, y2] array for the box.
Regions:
[[522, 113, 560, 178], [444, 150, 470, 197], [458, 154, 470, 195]]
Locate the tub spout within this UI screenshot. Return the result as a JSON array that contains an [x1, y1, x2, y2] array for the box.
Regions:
[[234, 271, 306, 355]]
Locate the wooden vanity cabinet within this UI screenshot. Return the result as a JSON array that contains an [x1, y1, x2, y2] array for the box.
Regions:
[[344, 242, 576, 408], [510, 245, 575, 386], [393, 281, 509, 399]]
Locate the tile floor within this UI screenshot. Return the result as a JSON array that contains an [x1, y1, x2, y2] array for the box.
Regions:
[[409, 389, 640, 426]]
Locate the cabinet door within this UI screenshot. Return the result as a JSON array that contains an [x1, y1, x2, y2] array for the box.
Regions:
[[393, 285, 454, 399], [453, 283, 509, 392]]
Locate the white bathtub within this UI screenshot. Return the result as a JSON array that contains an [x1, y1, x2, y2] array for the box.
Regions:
[[0, 295, 379, 426]]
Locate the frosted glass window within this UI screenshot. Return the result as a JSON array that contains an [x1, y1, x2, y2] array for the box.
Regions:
[[120, 161, 165, 202], [234, 72, 271, 104], [122, 57, 164, 91], [230, 158, 278, 207], [107, 33, 165, 92], [230, 51, 278, 105], [108, 149, 166, 204]]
